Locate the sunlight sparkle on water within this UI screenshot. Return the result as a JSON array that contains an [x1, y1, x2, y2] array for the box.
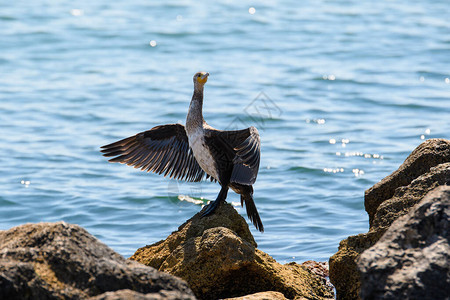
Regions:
[[420, 128, 431, 140], [323, 74, 336, 80], [323, 168, 344, 173], [249, 7, 256, 15], [149, 40, 157, 47], [70, 9, 83, 17], [20, 180, 31, 187], [336, 152, 383, 159], [352, 169, 365, 176], [330, 138, 350, 146], [305, 118, 326, 125], [340, 138, 349, 148]]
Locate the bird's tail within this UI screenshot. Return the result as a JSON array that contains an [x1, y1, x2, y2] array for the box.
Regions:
[[241, 190, 264, 232]]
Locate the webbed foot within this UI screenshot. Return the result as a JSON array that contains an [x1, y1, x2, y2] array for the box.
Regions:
[[201, 185, 229, 217], [201, 199, 220, 217]]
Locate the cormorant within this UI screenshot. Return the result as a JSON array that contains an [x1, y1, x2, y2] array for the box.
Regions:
[[100, 72, 263, 232]]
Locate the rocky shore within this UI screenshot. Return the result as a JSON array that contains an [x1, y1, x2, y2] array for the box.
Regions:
[[330, 138, 450, 299], [1, 139, 449, 299]]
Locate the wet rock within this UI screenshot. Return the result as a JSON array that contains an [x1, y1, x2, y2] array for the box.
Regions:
[[130, 202, 334, 300], [329, 139, 450, 300], [358, 186, 450, 299], [365, 138, 450, 226], [0, 222, 195, 300]]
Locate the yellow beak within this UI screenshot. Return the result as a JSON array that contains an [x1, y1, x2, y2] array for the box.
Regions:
[[197, 72, 209, 84]]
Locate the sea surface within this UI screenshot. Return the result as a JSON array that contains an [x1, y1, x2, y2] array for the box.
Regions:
[[1, 1, 449, 263]]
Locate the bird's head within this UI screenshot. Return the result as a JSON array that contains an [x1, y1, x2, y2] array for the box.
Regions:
[[193, 71, 209, 89]]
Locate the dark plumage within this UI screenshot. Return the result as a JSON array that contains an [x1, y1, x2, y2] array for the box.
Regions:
[[101, 72, 263, 232], [101, 124, 205, 182]]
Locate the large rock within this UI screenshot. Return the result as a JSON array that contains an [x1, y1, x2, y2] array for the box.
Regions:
[[329, 139, 450, 300], [130, 202, 334, 300], [371, 162, 450, 232], [224, 291, 288, 300], [358, 186, 450, 299], [365, 138, 450, 226], [0, 222, 195, 300]]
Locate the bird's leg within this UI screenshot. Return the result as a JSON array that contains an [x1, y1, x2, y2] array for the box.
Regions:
[[201, 185, 229, 217]]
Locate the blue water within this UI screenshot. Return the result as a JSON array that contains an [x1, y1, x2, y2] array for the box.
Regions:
[[1, 1, 449, 263]]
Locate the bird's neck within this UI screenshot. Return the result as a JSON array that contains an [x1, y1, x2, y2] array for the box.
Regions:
[[186, 88, 204, 132]]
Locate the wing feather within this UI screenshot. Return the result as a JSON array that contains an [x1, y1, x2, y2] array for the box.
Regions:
[[101, 124, 205, 182], [207, 126, 261, 185]]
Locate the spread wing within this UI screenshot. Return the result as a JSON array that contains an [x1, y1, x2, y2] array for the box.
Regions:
[[100, 124, 206, 182], [208, 126, 261, 185]]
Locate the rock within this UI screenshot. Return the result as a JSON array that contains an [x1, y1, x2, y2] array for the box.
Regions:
[[301, 260, 333, 293], [301, 260, 329, 279], [371, 162, 450, 232], [224, 291, 288, 300], [329, 233, 373, 300], [89, 289, 195, 300], [329, 139, 450, 300], [130, 202, 334, 300], [0, 222, 195, 300], [365, 138, 450, 226], [358, 186, 450, 299]]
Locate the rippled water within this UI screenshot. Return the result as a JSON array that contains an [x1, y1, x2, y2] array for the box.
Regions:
[[1, 1, 449, 262]]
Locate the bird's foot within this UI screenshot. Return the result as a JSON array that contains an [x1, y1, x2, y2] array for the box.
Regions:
[[201, 200, 220, 217]]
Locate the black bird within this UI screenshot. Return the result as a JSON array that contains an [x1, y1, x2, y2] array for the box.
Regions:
[[101, 72, 263, 232]]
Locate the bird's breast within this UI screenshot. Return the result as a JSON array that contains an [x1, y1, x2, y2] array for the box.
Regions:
[[187, 128, 219, 181]]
